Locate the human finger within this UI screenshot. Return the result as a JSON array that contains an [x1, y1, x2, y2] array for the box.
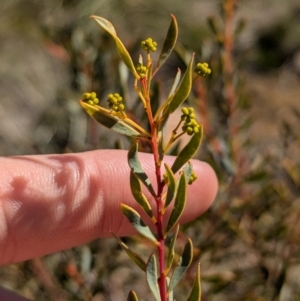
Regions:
[[0, 150, 218, 265]]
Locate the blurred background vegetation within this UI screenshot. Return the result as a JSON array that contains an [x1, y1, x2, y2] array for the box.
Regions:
[[1, 0, 300, 300]]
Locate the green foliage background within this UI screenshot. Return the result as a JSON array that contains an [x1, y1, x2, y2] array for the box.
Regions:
[[1, 0, 300, 300]]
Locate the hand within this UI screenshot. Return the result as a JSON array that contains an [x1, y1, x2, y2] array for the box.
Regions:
[[0, 150, 218, 300]]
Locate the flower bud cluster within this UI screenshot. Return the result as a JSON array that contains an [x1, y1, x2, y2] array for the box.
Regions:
[[181, 107, 200, 136], [194, 62, 211, 77], [136, 63, 147, 78], [107, 93, 125, 112], [82, 92, 99, 105], [141, 38, 157, 52], [188, 170, 198, 185]]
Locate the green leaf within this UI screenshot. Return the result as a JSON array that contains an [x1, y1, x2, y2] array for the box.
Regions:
[[186, 264, 201, 301], [164, 163, 176, 208], [183, 161, 193, 184], [128, 142, 156, 197], [147, 61, 154, 94], [162, 53, 195, 118], [146, 253, 161, 301], [91, 16, 140, 79], [171, 126, 203, 174], [127, 290, 139, 301], [150, 80, 160, 117], [112, 234, 147, 272], [168, 68, 181, 98], [156, 14, 178, 71], [165, 173, 187, 234], [168, 238, 193, 292], [120, 204, 157, 244], [158, 125, 165, 163], [119, 60, 130, 93], [166, 224, 180, 273], [80, 101, 142, 138], [130, 171, 154, 220]]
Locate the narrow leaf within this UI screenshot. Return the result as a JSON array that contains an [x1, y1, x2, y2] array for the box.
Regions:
[[80, 101, 142, 138], [128, 142, 156, 197], [146, 253, 161, 301], [120, 204, 157, 244], [150, 80, 160, 117], [91, 15, 116, 35], [171, 126, 203, 174], [127, 290, 139, 301], [91, 16, 140, 79], [164, 163, 176, 208], [183, 161, 193, 184], [158, 125, 165, 163], [130, 171, 155, 220], [156, 14, 178, 71], [162, 53, 195, 117], [165, 173, 187, 234], [119, 61, 129, 91], [168, 68, 181, 98], [166, 225, 180, 273], [154, 68, 181, 121], [186, 264, 201, 301], [168, 238, 193, 292], [113, 234, 147, 272]]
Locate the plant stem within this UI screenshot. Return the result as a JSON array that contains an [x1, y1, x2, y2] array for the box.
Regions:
[[141, 76, 167, 301], [152, 137, 167, 301]]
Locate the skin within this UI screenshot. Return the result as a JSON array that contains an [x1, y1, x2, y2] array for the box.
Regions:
[[0, 150, 218, 301]]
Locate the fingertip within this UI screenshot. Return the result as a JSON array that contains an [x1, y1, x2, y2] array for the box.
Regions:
[[179, 159, 218, 224], [194, 160, 218, 208]]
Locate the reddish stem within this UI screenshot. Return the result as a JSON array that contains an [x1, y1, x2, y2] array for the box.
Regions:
[[141, 77, 167, 301], [152, 141, 166, 300]]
